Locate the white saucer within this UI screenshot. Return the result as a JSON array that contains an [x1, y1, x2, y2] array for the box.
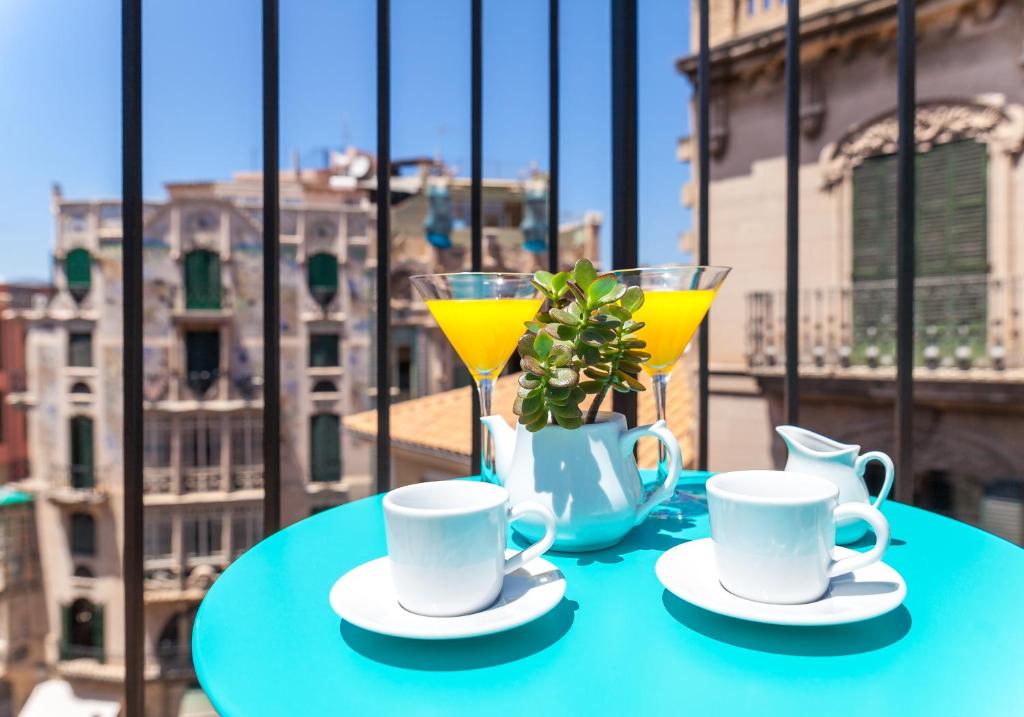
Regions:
[[656, 538, 906, 626], [329, 552, 566, 640]]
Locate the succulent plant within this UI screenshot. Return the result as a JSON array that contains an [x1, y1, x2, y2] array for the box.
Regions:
[[513, 258, 649, 431]]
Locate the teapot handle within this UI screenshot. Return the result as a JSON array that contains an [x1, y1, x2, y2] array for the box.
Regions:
[[620, 420, 682, 526], [855, 450, 894, 509]]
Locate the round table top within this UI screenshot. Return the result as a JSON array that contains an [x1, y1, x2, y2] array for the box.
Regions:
[[193, 472, 1024, 716]]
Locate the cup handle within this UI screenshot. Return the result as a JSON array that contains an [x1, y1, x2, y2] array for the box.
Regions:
[[504, 501, 557, 575], [855, 450, 895, 509], [827, 502, 890, 578], [620, 420, 682, 526]]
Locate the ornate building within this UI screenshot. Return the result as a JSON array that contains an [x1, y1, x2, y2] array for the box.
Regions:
[[6, 152, 600, 715], [677, 0, 1024, 541]]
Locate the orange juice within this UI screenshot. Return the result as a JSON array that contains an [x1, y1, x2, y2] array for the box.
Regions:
[[426, 298, 543, 380], [631, 290, 717, 375]]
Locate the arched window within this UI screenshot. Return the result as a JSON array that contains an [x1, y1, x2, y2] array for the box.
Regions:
[[310, 414, 341, 483], [69, 416, 94, 489], [184, 250, 222, 309], [73, 565, 95, 579], [65, 248, 92, 302], [70, 513, 96, 556], [61, 598, 104, 661], [70, 381, 92, 395], [312, 380, 337, 393], [307, 253, 338, 307]]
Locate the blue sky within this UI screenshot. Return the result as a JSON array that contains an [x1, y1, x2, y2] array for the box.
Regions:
[[0, 0, 692, 281]]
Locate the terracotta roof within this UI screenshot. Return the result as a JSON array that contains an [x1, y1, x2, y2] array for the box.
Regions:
[[344, 369, 695, 470]]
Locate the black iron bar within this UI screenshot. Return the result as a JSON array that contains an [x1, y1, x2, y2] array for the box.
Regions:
[[471, 0, 483, 473], [262, 0, 281, 535], [548, 0, 560, 274], [784, 0, 800, 425], [895, 0, 916, 502], [696, 0, 710, 470], [120, 0, 144, 713], [376, 0, 392, 493], [610, 0, 638, 427]]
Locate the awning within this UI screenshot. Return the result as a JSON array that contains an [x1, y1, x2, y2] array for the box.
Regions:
[[19, 679, 120, 717]]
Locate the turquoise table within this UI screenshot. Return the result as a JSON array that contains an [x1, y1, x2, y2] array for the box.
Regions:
[[193, 472, 1024, 716]]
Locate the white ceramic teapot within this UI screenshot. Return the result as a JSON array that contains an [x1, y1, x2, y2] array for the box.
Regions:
[[776, 425, 894, 544], [481, 412, 682, 552]]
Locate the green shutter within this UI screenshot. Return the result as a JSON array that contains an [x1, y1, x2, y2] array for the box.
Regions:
[[65, 249, 92, 295], [310, 414, 341, 482], [93, 604, 105, 663], [70, 417, 94, 488], [185, 251, 222, 309], [307, 254, 339, 306], [852, 153, 897, 282], [309, 335, 339, 367]]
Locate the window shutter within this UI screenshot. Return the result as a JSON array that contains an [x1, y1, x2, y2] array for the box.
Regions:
[[309, 335, 339, 367], [65, 249, 92, 294], [852, 154, 897, 281], [307, 254, 339, 307], [946, 141, 987, 274], [68, 333, 92, 367], [310, 414, 341, 482], [185, 251, 222, 309], [93, 604, 105, 663], [70, 417, 94, 488]]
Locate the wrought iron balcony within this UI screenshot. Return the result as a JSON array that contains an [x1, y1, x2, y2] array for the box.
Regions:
[[746, 276, 1023, 373], [143, 465, 264, 496]]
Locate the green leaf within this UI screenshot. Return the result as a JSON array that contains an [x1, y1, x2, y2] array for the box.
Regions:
[[517, 385, 539, 399], [616, 371, 645, 391], [513, 396, 524, 415], [587, 276, 617, 304], [573, 258, 597, 290], [599, 284, 627, 305], [583, 366, 610, 379], [518, 333, 538, 358], [625, 349, 651, 360], [554, 414, 584, 430], [550, 272, 569, 296], [604, 305, 631, 322], [524, 320, 545, 334], [518, 374, 541, 390], [621, 320, 644, 333], [570, 387, 587, 404], [521, 394, 543, 415], [621, 286, 644, 313], [580, 329, 604, 347], [544, 323, 575, 340], [546, 385, 571, 401], [550, 307, 582, 326], [534, 270, 555, 290], [579, 380, 604, 393], [521, 356, 545, 375], [618, 360, 644, 374], [533, 331, 554, 360], [549, 343, 572, 367], [548, 367, 578, 389], [526, 414, 550, 432], [551, 402, 582, 418]]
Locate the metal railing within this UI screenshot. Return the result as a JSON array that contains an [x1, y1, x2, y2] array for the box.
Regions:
[[117, 1, 920, 712], [746, 277, 1023, 372]]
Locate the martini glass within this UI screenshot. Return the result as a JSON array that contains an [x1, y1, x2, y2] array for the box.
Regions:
[[615, 266, 731, 479], [410, 273, 542, 483]]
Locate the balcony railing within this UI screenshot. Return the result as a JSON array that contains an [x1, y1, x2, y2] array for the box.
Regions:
[[143, 465, 264, 495], [48, 463, 106, 501], [144, 372, 263, 404], [746, 276, 1023, 372]]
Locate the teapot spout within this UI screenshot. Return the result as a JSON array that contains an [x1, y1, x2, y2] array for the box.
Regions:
[[480, 415, 515, 485]]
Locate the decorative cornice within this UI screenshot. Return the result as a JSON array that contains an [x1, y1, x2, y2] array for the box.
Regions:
[[819, 97, 1024, 187]]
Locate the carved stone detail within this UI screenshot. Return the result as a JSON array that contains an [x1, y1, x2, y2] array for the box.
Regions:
[[820, 97, 1024, 188]]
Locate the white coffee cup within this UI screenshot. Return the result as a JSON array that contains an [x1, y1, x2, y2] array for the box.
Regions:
[[706, 470, 890, 605], [383, 480, 557, 617]]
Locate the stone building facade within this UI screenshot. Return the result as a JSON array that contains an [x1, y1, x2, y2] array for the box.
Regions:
[[6, 150, 599, 714], [677, 0, 1024, 541]]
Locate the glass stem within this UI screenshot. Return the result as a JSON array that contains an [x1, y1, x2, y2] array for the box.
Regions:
[[652, 373, 671, 480], [477, 377, 496, 483]]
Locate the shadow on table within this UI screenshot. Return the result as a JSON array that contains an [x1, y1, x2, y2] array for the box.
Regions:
[[846, 530, 908, 550], [339, 597, 579, 671], [661, 591, 912, 656]]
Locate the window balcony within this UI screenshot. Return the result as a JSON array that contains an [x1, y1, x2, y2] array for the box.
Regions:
[[46, 464, 107, 505], [145, 372, 262, 409], [143, 466, 263, 498], [745, 275, 1024, 376]]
